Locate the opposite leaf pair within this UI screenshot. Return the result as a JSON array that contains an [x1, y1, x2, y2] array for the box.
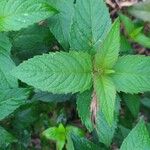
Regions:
[[12, 19, 150, 125]]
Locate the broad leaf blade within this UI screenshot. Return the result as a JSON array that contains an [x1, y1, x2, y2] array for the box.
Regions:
[[77, 90, 94, 132], [120, 120, 150, 150], [70, 0, 111, 54], [95, 19, 120, 69], [96, 96, 120, 147], [0, 33, 18, 89], [94, 75, 116, 124], [48, 0, 74, 50], [0, 88, 30, 120], [111, 55, 150, 93], [123, 94, 140, 118], [12, 51, 92, 94], [11, 24, 53, 61], [128, 0, 150, 22], [0, 0, 57, 31]]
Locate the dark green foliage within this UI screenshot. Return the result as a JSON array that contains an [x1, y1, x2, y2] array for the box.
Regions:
[[0, 0, 150, 149]]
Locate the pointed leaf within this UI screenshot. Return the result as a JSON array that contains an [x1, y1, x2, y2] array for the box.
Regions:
[[0, 0, 57, 31], [0, 88, 30, 120], [70, 0, 111, 54], [120, 120, 150, 150], [12, 51, 92, 94], [96, 96, 120, 146], [77, 90, 94, 132], [48, 0, 74, 50], [111, 55, 150, 93], [43, 124, 66, 150], [94, 75, 116, 124], [95, 19, 120, 69], [0, 33, 18, 89]]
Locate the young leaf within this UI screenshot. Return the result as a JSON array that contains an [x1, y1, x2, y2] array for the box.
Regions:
[[70, 0, 111, 54], [95, 19, 120, 69], [0, 126, 17, 147], [0, 33, 18, 89], [77, 90, 94, 132], [120, 120, 150, 150], [12, 51, 92, 94], [95, 96, 120, 147], [120, 14, 150, 48], [0, 88, 30, 120], [128, 0, 150, 22], [48, 0, 74, 50], [0, 0, 57, 31], [43, 124, 66, 150], [94, 75, 116, 124], [111, 55, 150, 94], [123, 94, 140, 118]]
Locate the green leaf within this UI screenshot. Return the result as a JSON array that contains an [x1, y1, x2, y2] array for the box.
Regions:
[[141, 97, 150, 108], [119, 13, 135, 34], [120, 120, 150, 150], [66, 125, 85, 137], [0, 88, 30, 120], [11, 24, 53, 61], [48, 0, 74, 50], [133, 33, 150, 49], [120, 14, 150, 48], [12, 51, 92, 94], [111, 55, 150, 94], [32, 91, 72, 103], [71, 135, 99, 150], [77, 90, 94, 132], [0, 126, 17, 147], [128, 0, 150, 22], [94, 75, 116, 124], [120, 35, 133, 55], [0, 33, 18, 89], [95, 19, 120, 69], [0, 0, 57, 31], [95, 96, 120, 147], [123, 94, 140, 118], [66, 125, 85, 150], [70, 0, 111, 54], [43, 124, 66, 150]]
